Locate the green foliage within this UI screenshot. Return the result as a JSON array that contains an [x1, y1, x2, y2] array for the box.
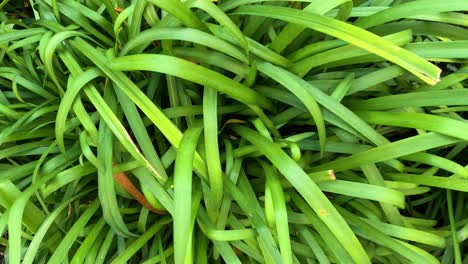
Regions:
[[0, 0, 467, 263]]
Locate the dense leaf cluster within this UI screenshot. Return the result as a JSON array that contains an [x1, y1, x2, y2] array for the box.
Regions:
[[0, 0, 467, 263]]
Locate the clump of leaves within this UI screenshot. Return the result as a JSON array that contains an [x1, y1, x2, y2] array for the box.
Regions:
[[0, 0, 467, 263]]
